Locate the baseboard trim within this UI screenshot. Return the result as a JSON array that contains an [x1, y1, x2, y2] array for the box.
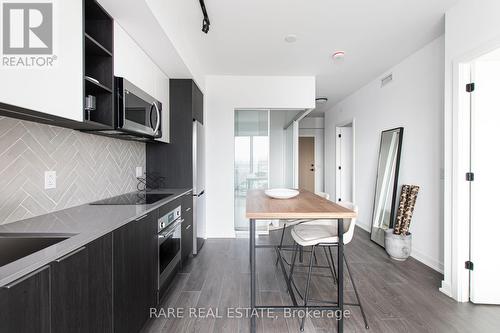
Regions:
[[357, 222, 371, 233], [410, 248, 444, 274], [356, 222, 444, 274], [440, 280, 453, 298]]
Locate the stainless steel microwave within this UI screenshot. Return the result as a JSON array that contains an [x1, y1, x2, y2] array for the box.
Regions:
[[115, 77, 162, 138]]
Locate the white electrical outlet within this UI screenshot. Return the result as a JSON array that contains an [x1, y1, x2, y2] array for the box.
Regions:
[[44, 171, 56, 189], [136, 166, 143, 178]]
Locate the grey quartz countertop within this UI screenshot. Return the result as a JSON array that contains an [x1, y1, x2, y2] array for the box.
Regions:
[[0, 188, 192, 287]]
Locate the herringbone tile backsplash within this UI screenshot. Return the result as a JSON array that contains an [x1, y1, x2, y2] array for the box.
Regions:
[[0, 116, 146, 225]]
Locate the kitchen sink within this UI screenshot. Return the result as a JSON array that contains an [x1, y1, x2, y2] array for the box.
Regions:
[[0, 233, 74, 268]]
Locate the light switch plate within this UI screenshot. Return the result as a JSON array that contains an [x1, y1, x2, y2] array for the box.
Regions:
[[44, 171, 56, 189], [136, 166, 143, 178]]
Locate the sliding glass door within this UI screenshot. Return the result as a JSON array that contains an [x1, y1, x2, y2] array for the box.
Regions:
[[234, 110, 269, 231]]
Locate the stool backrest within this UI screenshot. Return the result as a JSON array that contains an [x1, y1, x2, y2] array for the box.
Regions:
[[337, 201, 358, 244]]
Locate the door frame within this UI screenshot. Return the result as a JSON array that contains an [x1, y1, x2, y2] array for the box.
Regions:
[[335, 119, 356, 204], [444, 36, 500, 302], [298, 135, 316, 192]]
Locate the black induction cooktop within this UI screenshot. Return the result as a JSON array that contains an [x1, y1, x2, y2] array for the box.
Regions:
[[90, 192, 173, 205]]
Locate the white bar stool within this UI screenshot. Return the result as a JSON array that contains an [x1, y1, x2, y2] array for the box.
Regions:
[[287, 202, 369, 331], [272, 192, 331, 264]]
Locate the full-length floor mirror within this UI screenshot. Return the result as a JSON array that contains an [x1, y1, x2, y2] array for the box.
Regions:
[[370, 127, 404, 247]]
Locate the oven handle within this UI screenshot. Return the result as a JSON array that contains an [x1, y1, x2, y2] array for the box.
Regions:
[[158, 218, 184, 238]]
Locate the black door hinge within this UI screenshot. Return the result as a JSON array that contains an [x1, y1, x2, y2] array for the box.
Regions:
[[466, 83, 475, 93], [465, 261, 474, 270], [466, 172, 474, 181], [338, 166, 341, 170], [338, 134, 341, 138]]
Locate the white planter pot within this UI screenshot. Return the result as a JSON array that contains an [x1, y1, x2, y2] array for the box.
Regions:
[[384, 228, 412, 261]]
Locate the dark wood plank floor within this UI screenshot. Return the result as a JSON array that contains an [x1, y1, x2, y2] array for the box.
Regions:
[[143, 227, 500, 333]]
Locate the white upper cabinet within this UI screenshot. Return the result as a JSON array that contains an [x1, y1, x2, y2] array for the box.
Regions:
[[114, 22, 170, 143], [0, 0, 83, 121]]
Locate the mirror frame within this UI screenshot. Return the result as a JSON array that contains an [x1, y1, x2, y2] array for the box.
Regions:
[[370, 127, 404, 247]]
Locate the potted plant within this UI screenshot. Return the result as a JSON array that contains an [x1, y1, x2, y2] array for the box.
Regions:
[[385, 185, 419, 261]]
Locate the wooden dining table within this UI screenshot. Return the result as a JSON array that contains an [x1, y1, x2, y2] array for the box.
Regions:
[[246, 189, 357, 333]]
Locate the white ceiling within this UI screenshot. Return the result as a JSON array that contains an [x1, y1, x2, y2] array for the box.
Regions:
[[147, 0, 458, 109]]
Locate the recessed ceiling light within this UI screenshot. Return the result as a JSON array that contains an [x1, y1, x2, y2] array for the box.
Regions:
[[316, 97, 328, 104], [285, 34, 297, 43], [332, 51, 345, 62]]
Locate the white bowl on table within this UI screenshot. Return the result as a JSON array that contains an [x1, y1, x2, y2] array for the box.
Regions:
[[264, 188, 299, 199]]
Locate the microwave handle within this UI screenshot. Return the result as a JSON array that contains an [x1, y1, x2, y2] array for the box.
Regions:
[[150, 102, 161, 135]]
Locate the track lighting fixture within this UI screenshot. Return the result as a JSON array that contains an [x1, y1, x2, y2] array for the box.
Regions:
[[199, 0, 210, 34]]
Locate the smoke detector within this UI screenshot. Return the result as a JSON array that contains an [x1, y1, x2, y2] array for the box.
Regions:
[[332, 51, 345, 62]]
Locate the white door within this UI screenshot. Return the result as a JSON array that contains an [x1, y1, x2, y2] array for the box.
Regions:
[[469, 57, 500, 304], [336, 126, 353, 202]]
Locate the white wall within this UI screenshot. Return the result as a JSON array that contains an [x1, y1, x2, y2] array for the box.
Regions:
[[205, 76, 315, 238], [442, 0, 500, 301], [145, 0, 207, 90], [300, 117, 325, 193], [325, 36, 444, 272]]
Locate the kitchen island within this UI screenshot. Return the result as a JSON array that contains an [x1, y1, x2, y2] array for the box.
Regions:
[[246, 189, 357, 333]]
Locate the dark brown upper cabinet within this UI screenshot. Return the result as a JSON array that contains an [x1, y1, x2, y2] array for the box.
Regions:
[[146, 79, 203, 188]]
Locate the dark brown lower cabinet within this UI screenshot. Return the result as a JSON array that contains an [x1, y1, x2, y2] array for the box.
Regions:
[[88, 233, 113, 333], [0, 265, 51, 333], [0, 209, 159, 333], [51, 246, 89, 333], [114, 210, 158, 333], [51, 234, 113, 333]]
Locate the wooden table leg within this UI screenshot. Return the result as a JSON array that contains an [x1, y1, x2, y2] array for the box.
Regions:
[[250, 218, 256, 333], [338, 218, 344, 333]]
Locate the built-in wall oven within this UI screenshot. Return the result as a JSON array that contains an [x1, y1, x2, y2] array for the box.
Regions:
[[158, 206, 183, 297]]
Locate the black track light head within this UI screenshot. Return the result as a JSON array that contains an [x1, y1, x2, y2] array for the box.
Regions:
[[202, 18, 210, 34], [199, 0, 210, 34]]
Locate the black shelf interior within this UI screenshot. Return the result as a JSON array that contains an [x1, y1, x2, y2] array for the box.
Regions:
[[85, 55, 113, 88], [85, 33, 112, 57], [85, 0, 113, 52], [84, 0, 113, 127], [85, 77, 112, 94]]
